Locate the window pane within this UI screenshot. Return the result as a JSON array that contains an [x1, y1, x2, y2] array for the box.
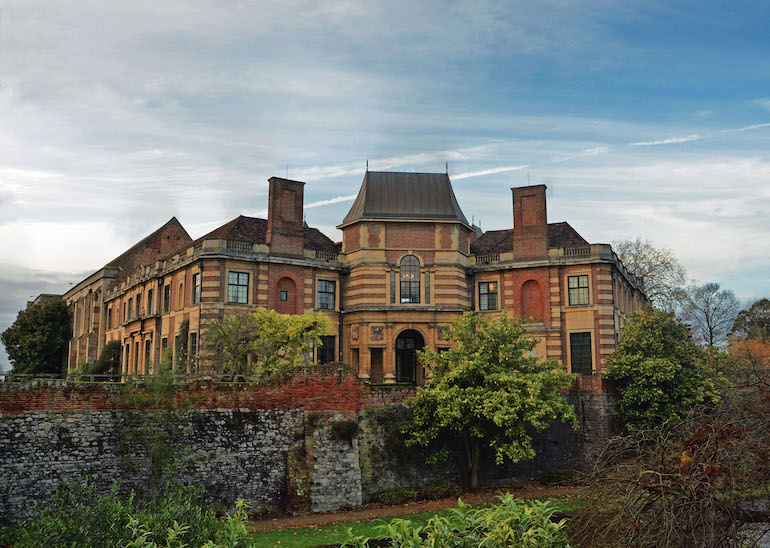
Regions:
[[570, 332, 593, 375], [227, 272, 249, 303]]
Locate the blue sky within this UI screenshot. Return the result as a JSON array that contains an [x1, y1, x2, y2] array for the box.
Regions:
[[1, 1, 769, 369]]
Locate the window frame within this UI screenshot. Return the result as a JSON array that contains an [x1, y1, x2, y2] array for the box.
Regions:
[[317, 279, 336, 310], [478, 281, 498, 311], [568, 274, 590, 306], [163, 284, 171, 313], [569, 331, 593, 375], [399, 256, 421, 304], [317, 335, 335, 364], [227, 271, 249, 304], [192, 273, 201, 305]]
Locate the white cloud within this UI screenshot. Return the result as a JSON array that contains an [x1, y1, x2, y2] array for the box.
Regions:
[[723, 122, 770, 133], [305, 194, 358, 209], [630, 134, 701, 146], [752, 98, 770, 111], [453, 165, 528, 180]]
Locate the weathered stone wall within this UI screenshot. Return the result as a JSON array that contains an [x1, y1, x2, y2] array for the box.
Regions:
[[0, 377, 618, 522], [0, 408, 303, 521]]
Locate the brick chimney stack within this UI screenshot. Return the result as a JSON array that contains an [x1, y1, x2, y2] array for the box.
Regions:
[[266, 177, 305, 257], [511, 184, 548, 260]]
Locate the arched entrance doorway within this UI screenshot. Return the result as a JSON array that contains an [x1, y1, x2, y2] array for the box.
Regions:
[[395, 330, 424, 384]]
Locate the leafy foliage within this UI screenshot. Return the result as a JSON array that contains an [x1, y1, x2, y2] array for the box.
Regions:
[[203, 308, 329, 374], [605, 306, 725, 430], [402, 312, 576, 488], [1, 480, 252, 548], [344, 494, 570, 547], [174, 318, 190, 373], [1, 297, 70, 374], [731, 298, 770, 341], [88, 340, 122, 375]]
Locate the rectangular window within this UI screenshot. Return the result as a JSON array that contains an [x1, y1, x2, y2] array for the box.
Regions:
[[227, 272, 249, 304], [134, 341, 139, 370], [390, 272, 396, 304], [147, 289, 154, 315], [163, 284, 171, 313], [192, 273, 201, 304], [479, 282, 498, 311], [317, 280, 336, 310], [124, 343, 130, 372], [128, 297, 133, 320], [123, 302, 127, 322], [161, 337, 168, 352], [144, 339, 152, 370], [425, 272, 430, 304], [190, 332, 198, 359], [317, 336, 335, 364], [570, 332, 593, 375], [136, 293, 141, 317], [568, 275, 590, 306], [280, 290, 288, 301], [107, 308, 112, 330]]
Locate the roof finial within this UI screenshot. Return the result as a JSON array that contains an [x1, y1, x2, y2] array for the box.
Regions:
[[366, 159, 369, 172], [445, 162, 448, 174]]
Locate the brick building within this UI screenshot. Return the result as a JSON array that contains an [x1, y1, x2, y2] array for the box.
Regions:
[[63, 171, 646, 382]]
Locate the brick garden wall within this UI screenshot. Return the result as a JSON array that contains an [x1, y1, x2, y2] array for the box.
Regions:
[[0, 369, 615, 523]]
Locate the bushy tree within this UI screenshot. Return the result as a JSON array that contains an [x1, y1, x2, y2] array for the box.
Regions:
[[731, 298, 770, 341], [89, 340, 122, 375], [402, 312, 576, 489], [1, 298, 70, 375], [605, 306, 724, 430], [203, 308, 329, 374]]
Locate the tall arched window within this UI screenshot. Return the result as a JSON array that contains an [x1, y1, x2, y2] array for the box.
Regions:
[[400, 256, 420, 303]]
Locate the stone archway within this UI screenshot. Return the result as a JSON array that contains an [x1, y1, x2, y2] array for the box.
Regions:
[[395, 329, 424, 384]]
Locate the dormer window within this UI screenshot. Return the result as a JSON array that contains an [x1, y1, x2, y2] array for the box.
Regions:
[[400, 256, 420, 304]]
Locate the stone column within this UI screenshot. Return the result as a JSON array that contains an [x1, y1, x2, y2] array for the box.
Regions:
[[383, 324, 396, 384], [357, 324, 370, 381]]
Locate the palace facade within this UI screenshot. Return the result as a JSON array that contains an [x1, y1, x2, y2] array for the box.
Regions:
[[62, 171, 646, 383]]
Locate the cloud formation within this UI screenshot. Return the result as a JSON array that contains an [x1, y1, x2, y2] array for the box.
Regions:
[[630, 135, 701, 146]]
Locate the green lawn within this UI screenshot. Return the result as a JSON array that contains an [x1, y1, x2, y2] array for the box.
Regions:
[[250, 496, 578, 548]]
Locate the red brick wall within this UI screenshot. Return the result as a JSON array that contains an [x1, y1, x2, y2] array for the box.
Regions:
[[268, 264, 306, 313], [520, 279, 545, 322], [343, 225, 360, 253], [503, 267, 551, 327], [385, 223, 434, 250], [0, 369, 416, 417], [366, 223, 381, 248], [512, 186, 548, 260], [266, 178, 305, 258]]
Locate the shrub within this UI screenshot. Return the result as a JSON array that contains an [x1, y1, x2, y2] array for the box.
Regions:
[[347, 494, 569, 547], [3, 479, 250, 548], [329, 419, 361, 444], [604, 306, 725, 430]]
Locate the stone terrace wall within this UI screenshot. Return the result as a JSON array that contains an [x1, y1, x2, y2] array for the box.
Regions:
[[0, 408, 302, 521], [0, 370, 615, 522]]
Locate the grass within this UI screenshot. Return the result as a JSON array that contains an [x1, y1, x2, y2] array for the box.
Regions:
[[249, 496, 579, 548]]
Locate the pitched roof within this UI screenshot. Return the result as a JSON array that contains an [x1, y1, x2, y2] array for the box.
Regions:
[[470, 222, 589, 254], [187, 215, 336, 253], [106, 217, 191, 268], [341, 171, 470, 226]]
